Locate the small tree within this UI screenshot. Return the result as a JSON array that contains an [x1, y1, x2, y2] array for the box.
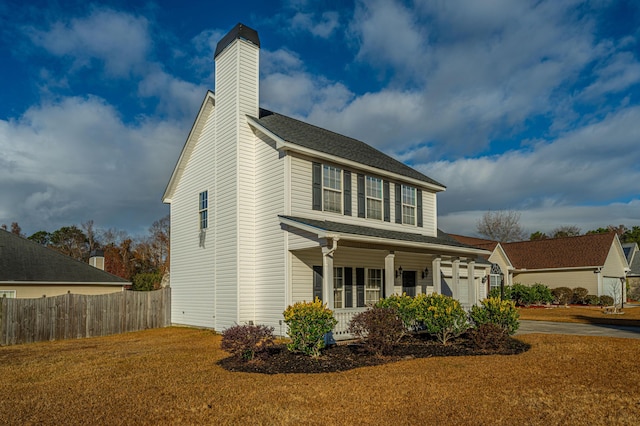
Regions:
[[476, 210, 526, 242]]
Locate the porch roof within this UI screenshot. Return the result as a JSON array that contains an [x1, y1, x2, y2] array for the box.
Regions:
[[279, 215, 491, 258]]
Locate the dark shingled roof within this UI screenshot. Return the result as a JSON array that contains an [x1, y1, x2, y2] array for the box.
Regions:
[[448, 234, 500, 252], [280, 216, 484, 253], [214, 23, 260, 58], [0, 229, 128, 283], [255, 109, 445, 188], [500, 233, 617, 270]]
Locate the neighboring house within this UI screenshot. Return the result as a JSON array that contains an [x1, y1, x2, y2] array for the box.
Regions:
[[623, 243, 640, 299], [162, 23, 490, 338], [0, 229, 129, 298], [451, 233, 629, 302]]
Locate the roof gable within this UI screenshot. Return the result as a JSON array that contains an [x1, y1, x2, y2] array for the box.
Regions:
[[0, 230, 128, 283], [252, 109, 445, 189], [501, 233, 618, 270]]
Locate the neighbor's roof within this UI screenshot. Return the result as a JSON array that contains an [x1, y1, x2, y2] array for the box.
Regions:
[[0, 229, 128, 284], [252, 109, 445, 188], [280, 215, 489, 258], [500, 233, 619, 270], [448, 234, 500, 251], [624, 243, 640, 276]]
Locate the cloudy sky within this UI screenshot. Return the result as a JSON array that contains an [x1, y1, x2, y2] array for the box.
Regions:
[[1, 0, 639, 238]]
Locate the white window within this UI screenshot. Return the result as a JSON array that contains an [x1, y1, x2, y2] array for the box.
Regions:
[[199, 191, 208, 229], [366, 176, 383, 220], [489, 275, 501, 293], [366, 269, 382, 305], [323, 165, 342, 213], [0, 290, 16, 298], [402, 185, 416, 225], [333, 267, 343, 309]]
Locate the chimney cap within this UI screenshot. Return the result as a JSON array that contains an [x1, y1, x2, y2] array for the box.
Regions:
[[90, 249, 104, 258], [214, 23, 260, 58]]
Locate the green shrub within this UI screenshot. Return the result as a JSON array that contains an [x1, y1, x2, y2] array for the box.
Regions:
[[348, 306, 406, 355], [488, 285, 512, 300], [469, 297, 520, 335], [529, 283, 553, 305], [221, 324, 275, 361], [585, 294, 600, 306], [131, 272, 163, 291], [510, 283, 532, 306], [551, 287, 573, 305], [599, 295, 614, 306], [283, 298, 337, 357], [375, 294, 416, 331], [469, 323, 509, 351], [572, 287, 589, 304], [412, 294, 469, 345]]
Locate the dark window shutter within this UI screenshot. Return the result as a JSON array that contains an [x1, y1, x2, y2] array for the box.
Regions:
[[357, 174, 365, 218], [312, 162, 322, 211], [395, 184, 402, 224], [417, 188, 423, 227], [343, 171, 352, 216], [344, 267, 353, 308], [383, 180, 390, 222], [356, 268, 365, 307], [382, 269, 386, 298], [313, 265, 323, 302]]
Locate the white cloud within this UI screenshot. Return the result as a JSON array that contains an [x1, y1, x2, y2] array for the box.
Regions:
[[27, 9, 150, 77], [291, 11, 340, 38], [0, 96, 185, 234]]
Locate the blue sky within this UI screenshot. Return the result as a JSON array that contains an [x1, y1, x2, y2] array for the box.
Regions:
[[1, 0, 639, 238]]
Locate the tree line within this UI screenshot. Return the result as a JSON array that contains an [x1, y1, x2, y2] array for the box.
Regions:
[[476, 210, 640, 244], [2, 216, 169, 291]]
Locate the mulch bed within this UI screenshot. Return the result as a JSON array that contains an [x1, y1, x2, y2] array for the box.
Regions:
[[218, 333, 530, 374]]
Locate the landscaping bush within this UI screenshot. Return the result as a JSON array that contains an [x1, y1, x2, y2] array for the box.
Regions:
[[469, 297, 520, 335], [131, 272, 163, 291], [468, 323, 509, 351], [221, 324, 275, 361], [585, 294, 600, 306], [510, 283, 532, 306], [375, 293, 416, 331], [572, 287, 589, 304], [551, 287, 573, 305], [488, 285, 512, 300], [529, 283, 553, 305], [283, 298, 337, 357], [412, 294, 469, 345], [348, 306, 406, 355], [599, 295, 614, 306]]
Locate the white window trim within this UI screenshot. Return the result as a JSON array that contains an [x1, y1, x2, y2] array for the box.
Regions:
[[366, 176, 383, 220], [322, 164, 342, 214], [199, 191, 208, 230], [401, 185, 416, 225], [365, 268, 382, 306]]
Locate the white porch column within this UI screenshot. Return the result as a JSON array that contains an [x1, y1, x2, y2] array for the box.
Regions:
[[468, 260, 476, 306], [596, 269, 603, 296], [385, 252, 396, 298], [452, 258, 460, 300], [322, 238, 338, 310], [432, 257, 442, 294]]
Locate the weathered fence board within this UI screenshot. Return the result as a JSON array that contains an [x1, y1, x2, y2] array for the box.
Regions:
[[0, 288, 170, 346]]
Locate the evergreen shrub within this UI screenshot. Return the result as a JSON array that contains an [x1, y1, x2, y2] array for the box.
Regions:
[[283, 298, 337, 357]]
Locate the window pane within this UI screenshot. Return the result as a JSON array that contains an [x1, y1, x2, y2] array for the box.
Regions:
[[365, 269, 382, 305], [402, 185, 415, 205], [334, 268, 343, 309], [366, 176, 382, 198], [323, 165, 341, 190], [200, 210, 208, 229], [323, 190, 342, 213], [402, 205, 415, 225], [367, 198, 382, 220]]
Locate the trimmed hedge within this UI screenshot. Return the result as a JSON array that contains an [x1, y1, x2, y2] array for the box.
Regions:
[[470, 297, 520, 335]]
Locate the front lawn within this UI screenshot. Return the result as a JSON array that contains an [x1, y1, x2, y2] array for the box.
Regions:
[[1, 327, 639, 425], [518, 305, 640, 327]]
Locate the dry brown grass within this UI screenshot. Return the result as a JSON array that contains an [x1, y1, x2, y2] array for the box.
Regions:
[[2, 327, 639, 425], [518, 305, 640, 327]]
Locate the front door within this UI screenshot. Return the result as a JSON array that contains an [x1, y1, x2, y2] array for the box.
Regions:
[[402, 271, 416, 297]]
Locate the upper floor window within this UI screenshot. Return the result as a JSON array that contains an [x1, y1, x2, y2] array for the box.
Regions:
[[366, 176, 383, 220], [199, 191, 208, 229], [323, 165, 342, 213], [401, 185, 416, 225]]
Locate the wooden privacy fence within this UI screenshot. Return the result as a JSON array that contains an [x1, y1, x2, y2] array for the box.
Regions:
[[0, 288, 171, 346]]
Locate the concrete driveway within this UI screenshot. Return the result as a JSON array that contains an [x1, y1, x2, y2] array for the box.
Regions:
[[517, 320, 640, 339]]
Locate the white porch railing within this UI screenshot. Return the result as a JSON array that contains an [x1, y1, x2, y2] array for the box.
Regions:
[[332, 307, 368, 340]]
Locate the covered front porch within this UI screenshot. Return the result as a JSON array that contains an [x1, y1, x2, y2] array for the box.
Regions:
[[282, 216, 491, 340]]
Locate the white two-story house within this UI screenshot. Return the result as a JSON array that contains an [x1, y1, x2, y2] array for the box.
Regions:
[[163, 23, 490, 338]]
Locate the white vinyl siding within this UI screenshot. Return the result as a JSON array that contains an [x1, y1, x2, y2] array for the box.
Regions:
[[366, 176, 382, 220]]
